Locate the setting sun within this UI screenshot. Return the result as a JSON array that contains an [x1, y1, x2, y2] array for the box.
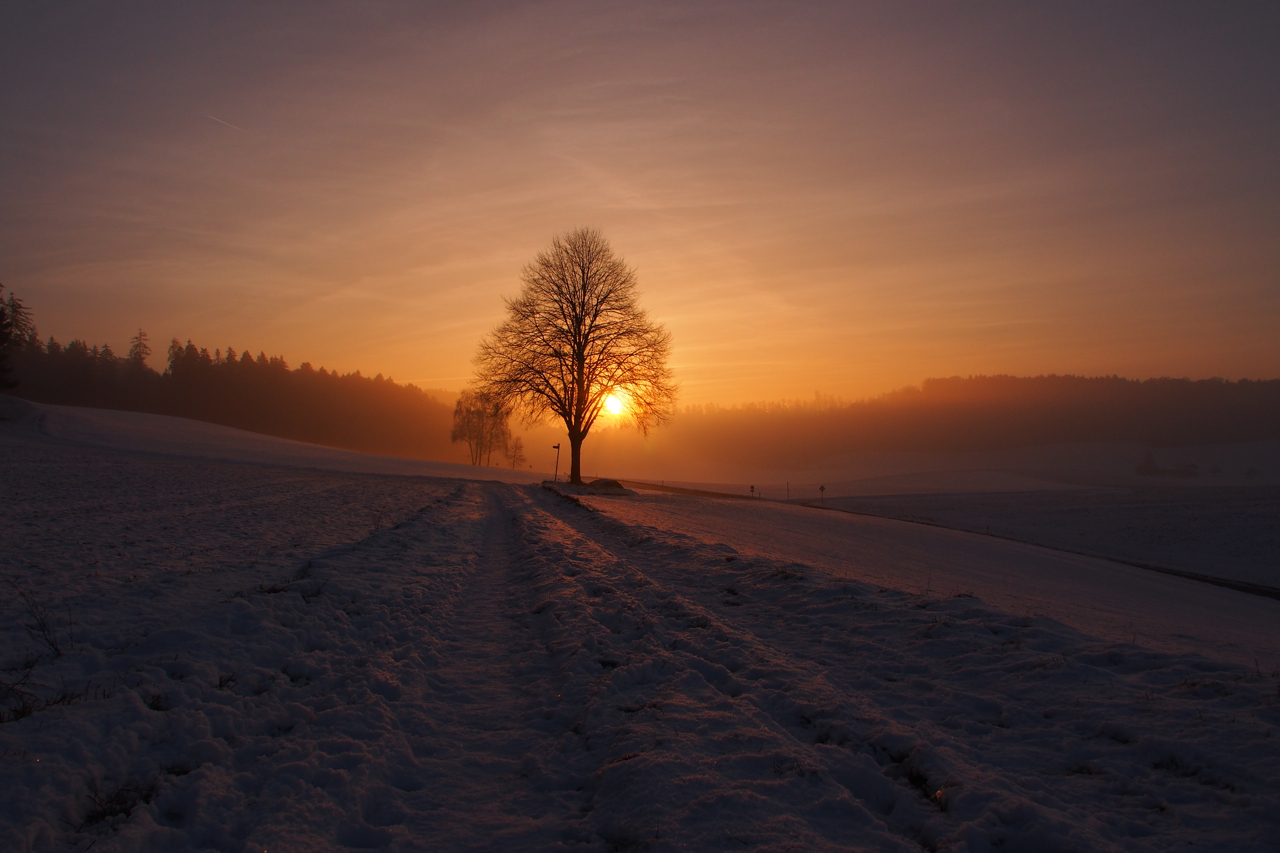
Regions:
[[603, 393, 627, 416]]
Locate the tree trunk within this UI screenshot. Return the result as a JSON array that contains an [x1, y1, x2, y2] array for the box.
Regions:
[[569, 431, 584, 484]]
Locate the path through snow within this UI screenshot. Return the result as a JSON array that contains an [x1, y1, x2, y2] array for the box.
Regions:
[[3, 408, 1280, 850]]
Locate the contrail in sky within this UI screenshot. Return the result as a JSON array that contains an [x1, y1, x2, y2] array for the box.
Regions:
[[206, 114, 246, 132]]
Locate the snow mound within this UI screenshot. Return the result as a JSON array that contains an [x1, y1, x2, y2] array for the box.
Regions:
[[544, 478, 638, 497]]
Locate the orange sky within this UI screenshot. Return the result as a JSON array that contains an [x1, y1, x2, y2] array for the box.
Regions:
[[2, 2, 1278, 403]]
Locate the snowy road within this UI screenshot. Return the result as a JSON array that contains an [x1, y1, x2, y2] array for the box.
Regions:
[[3, 404, 1280, 850], [580, 494, 1280, 671], [822, 487, 1280, 590]]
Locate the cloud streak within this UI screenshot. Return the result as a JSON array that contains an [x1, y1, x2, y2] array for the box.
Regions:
[[205, 114, 245, 132]]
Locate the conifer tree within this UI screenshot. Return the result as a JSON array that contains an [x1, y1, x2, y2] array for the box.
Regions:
[[128, 329, 151, 365], [0, 290, 14, 389]]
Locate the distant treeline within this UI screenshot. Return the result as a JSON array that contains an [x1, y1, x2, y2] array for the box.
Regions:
[[658, 375, 1280, 468], [3, 284, 1279, 469], [3, 326, 458, 461]]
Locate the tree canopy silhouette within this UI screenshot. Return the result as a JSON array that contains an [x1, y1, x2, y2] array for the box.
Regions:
[[451, 388, 511, 466], [0, 285, 34, 389], [0, 288, 14, 390], [474, 228, 677, 484]]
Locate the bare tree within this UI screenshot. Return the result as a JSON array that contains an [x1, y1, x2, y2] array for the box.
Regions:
[[474, 228, 676, 484], [450, 388, 511, 466], [504, 435, 526, 470]]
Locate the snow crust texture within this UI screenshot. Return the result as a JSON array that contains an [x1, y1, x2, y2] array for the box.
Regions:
[[3, 426, 1280, 851]]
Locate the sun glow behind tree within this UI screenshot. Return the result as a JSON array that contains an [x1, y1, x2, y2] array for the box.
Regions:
[[474, 228, 677, 484], [603, 392, 627, 417]]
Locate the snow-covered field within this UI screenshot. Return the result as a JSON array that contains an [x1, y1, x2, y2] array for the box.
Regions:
[[582, 494, 1280, 670], [3, 400, 1279, 851], [822, 488, 1280, 590]]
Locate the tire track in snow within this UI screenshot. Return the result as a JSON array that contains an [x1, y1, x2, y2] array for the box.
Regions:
[[506, 486, 923, 851], [4, 477, 581, 852], [377, 481, 599, 848], [229, 478, 604, 851], [531, 487, 1280, 852]]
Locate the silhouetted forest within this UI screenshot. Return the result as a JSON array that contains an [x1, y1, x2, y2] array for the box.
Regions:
[[3, 328, 458, 460], [673, 374, 1280, 463], [3, 287, 1279, 471]]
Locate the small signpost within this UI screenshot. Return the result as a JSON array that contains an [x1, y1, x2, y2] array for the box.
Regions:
[[552, 443, 561, 483], [819, 484, 825, 506]]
